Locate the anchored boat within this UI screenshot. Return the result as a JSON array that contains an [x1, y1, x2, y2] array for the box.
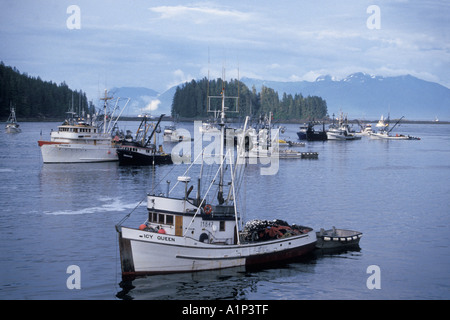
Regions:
[[5, 105, 21, 133], [38, 90, 129, 163], [316, 227, 362, 249], [117, 114, 173, 166], [369, 116, 420, 140], [327, 112, 361, 141], [116, 82, 317, 278]]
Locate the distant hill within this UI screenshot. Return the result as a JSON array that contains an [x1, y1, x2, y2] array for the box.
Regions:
[[0, 62, 91, 119], [241, 73, 450, 121], [113, 73, 450, 121], [111, 86, 176, 117]]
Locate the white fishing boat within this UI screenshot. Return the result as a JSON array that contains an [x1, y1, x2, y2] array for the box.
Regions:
[[369, 116, 420, 140], [116, 83, 317, 278], [38, 90, 129, 163], [355, 122, 373, 136], [327, 112, 361, 140], [375, 114, 388, 129], [5, 105, 21, 133], [163, 124, 186, 142]]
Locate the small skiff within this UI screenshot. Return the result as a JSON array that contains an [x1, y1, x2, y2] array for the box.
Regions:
[[316, 227, 362, 249]]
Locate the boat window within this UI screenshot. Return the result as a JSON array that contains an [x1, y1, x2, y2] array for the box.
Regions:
[[220, 221, 225, 231], [152, 212, 158, 222], [158, 213, 165, 224], [166, 215, 173, 225]]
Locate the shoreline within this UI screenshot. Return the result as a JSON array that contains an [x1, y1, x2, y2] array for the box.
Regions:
[[5, 116, 449, 125]]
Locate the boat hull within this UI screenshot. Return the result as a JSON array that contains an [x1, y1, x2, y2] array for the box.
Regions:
[[297, 132, 307, 140], [5, 125, 21, 133], [118, 226, 317, 278], [38, 142, 118, 163], [369, 133, 419, 140], [315, 229, 362, 249], [306, 131, 327, 141], [326, 132, 361, 140], [117, 149, 173, 165]]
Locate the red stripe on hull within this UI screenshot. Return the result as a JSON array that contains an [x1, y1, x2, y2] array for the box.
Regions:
[[37, 140, 65, 147]]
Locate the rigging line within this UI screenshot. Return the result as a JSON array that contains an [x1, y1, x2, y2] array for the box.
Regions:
[[228, 151, 241, 245], [169, 144, 207, 194], [115, 195, 146, 230], [182, 149, 230, 237]]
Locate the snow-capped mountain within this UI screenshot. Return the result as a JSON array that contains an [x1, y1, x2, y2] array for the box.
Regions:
[[241, 73, 450, 120]]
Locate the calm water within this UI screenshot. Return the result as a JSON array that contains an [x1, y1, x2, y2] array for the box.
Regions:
[[0, 121, 449, 300]]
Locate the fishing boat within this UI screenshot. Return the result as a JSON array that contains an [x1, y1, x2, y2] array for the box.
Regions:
[[316, 227, 362, 249], [327, 112, 361, 140], [305, 122, 328, 141], [5, 105, 21, 133], [115, 82, 317, 278], [163, 124, 187, 142], [355, 123, 373, 136], [37, 90, 129, 163], [296, 124, 308, 140], [244, 113, 316, 159], [117, 114, 173, 166], [369, 116, 420, 140], [355, 118, 373, 136]]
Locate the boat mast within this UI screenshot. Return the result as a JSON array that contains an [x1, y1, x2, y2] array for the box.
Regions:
[[100, 89, 113, 134], [217, 71, 226, 205]]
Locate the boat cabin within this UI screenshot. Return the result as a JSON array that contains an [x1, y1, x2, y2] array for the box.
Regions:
[[142, 176, 239, 245]]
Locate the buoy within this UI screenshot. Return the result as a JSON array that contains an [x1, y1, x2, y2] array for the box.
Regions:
[[158, 228, 166, 234], [139, 224, 147, 230]]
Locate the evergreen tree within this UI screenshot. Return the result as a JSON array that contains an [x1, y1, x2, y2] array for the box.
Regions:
[[0, 62, 89, 119]]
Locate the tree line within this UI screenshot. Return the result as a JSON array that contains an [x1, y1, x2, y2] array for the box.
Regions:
[[171, 77, 328, 120], [0, 62, 93, 120]]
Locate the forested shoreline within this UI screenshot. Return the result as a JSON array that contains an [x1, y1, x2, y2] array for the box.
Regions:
[[1, 62, 328, 122], [171, 77, 328, 121], [0, 62, 93, 120]]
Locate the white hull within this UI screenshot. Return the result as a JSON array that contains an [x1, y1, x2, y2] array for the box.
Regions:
[[5, 125, 21, 133], [39, 143, 118, 163], [327, 133, 361, 140], [327, 130, 361, 140], [369, 132, 418, 140], [118, 226, 316, 276]]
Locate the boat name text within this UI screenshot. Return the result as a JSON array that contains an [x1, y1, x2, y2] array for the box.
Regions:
[[141, 233, 175, 242]]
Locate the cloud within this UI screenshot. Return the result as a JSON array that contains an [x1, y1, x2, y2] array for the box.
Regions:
[[166, 69, 195, 89], [149, 4, 252, 23], [143, 99, 161, 112]]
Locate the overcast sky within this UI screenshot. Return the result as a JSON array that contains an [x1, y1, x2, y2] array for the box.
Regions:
[[1, 0, 449, 103]]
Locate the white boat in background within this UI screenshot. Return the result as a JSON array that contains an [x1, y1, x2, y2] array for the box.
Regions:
[[376, 114, 389, 129], [37, 90, 130, 163], [369, 116, 420, 140], [355, 121, 373, 136], [163, 124, 189, 142], [5, 105, 21, 133], [199, 121, 220, 134], [327, 112, 361, 140], [116, 82, 317, 278]]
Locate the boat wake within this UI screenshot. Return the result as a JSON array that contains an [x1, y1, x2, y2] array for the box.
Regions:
[[44, 197, 144, 216]]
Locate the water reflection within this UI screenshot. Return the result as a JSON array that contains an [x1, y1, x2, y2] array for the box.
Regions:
[[115, 247, 360, 300]]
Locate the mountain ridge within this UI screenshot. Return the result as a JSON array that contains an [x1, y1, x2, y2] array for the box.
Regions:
[[115, 73, 450, 121]]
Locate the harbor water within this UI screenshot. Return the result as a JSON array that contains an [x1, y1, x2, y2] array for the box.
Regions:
[[0, 121, 449, 300]]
